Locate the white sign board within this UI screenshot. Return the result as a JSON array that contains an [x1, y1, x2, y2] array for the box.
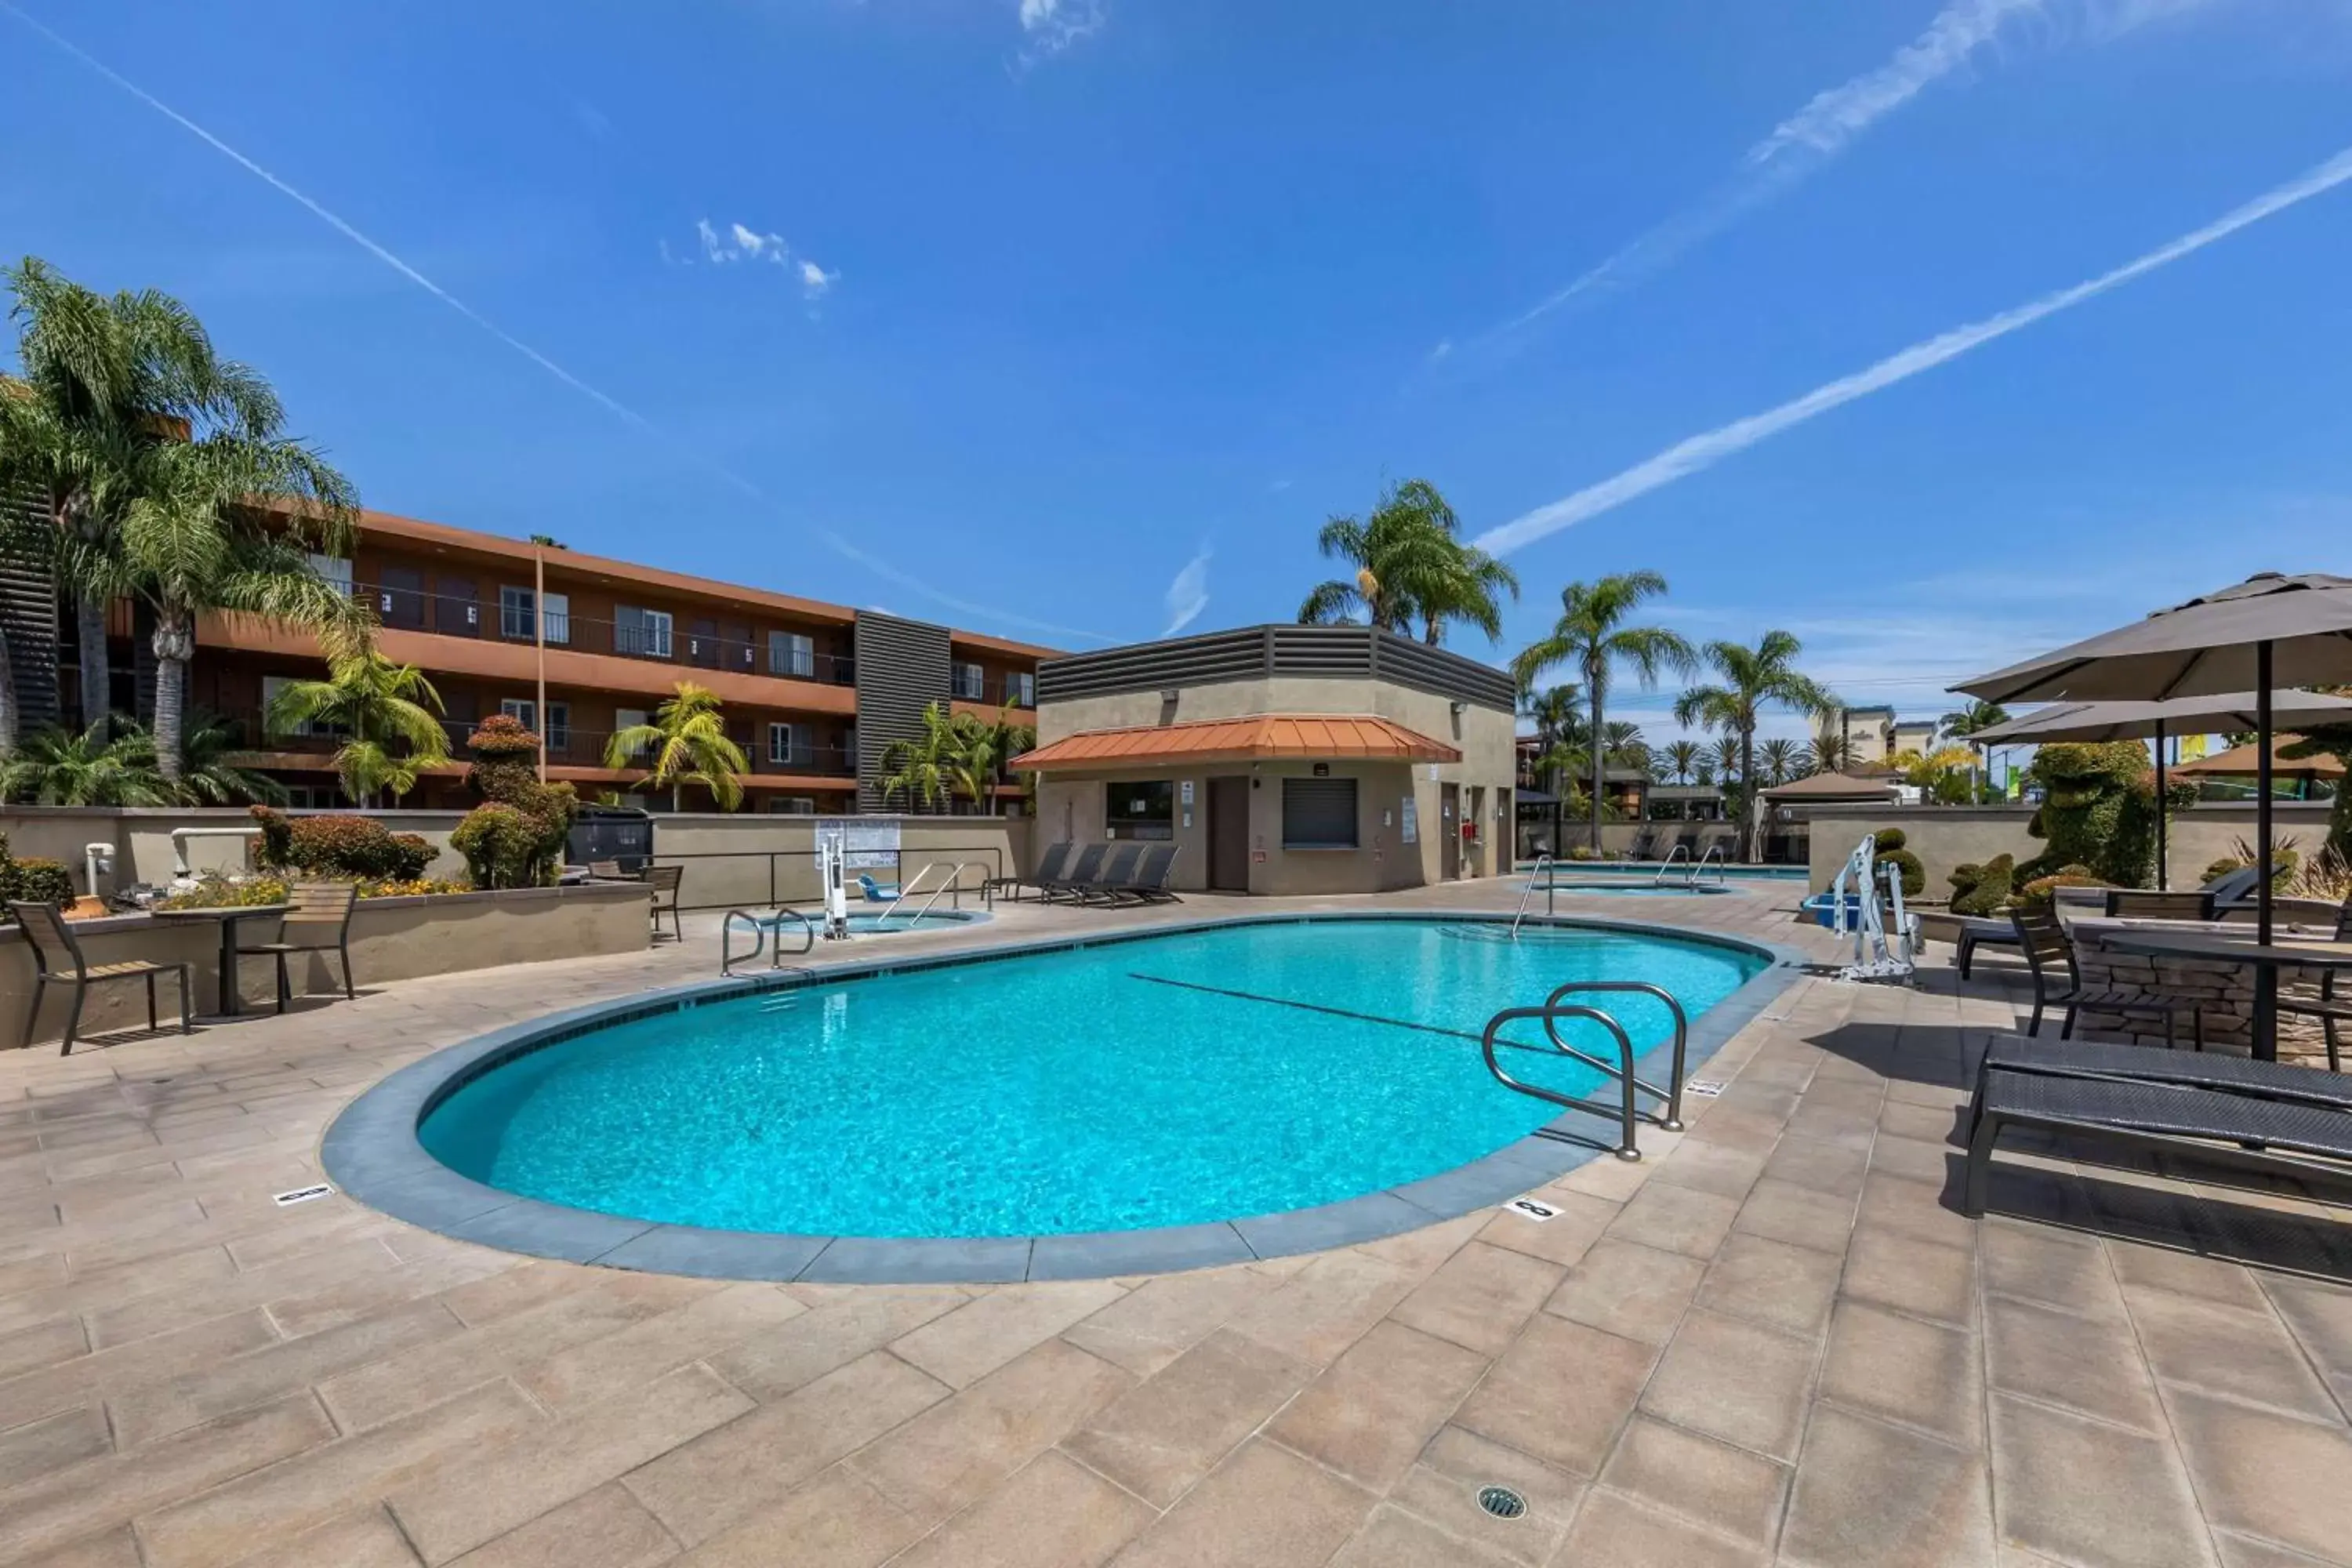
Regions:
[[815, 818, 902, 872], [1180, 779, 1195, 806], [1400, 797, 1419, 844]]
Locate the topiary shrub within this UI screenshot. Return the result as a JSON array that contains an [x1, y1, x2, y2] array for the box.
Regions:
[[2019, 866, 2110, 907], [451, 804, 540, 889], [454, 717, 576, 888], [1872, 827, 1907, 853], [1949, 854, 2015, 917], [249, 806, 433, 881], [2020, 742, 2195, 889], [1867, 829, 1924, 898], [8, 857, 75, 907]]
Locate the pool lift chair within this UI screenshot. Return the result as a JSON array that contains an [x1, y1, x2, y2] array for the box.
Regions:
[[1831, 832, 1917, 985], [820, 837, 852, 942]]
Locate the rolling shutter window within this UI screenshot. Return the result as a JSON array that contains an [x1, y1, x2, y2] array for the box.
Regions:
[[1281, 777, 1359, 849]]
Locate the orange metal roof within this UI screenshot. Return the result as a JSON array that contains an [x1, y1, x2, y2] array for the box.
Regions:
[[1011, 714, 1461, 771]]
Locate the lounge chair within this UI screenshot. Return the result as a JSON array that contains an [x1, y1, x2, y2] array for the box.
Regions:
[[1955, 916, 2022, 982], [2278, 895, 2352, 1071], [1963, 1065, 2352, 1217], [1121, 844, 1181, 903], [2103, 888, 2216, 921], [648, 865, 684, 942], [2011, 906, 2205, 1050], [985, 843, 1072, 905], [1621, 827, 1657, 862], [1040, 844, 1109, 903], [1967, 1033, 2352, 1145], [234, 882, 358, 1012], [12, 901, 192, 1055], [1081, 843, 1145, 905]]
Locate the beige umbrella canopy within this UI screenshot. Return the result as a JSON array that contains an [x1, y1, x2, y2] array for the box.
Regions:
[[1966, 691, 2352, 746], [2172, 739, 2346, 780], [1955, 572, 2352, 1058]]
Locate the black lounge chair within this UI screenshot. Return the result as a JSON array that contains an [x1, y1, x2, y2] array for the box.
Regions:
[[1967, 1033, 2352, 1144], [1621, 827, 1657, 862], [2011, 906, 2205, 1050], [1122, 843, 1181, 903], [1955, 916, 2022, 982], [2103, 888, 2218, 921], [986, 843, 1072, 904], [1081, 843, 1144, 905], [2278, 895, 2352, 1072], [1040, 844, 1109, 903], [1963, 1066, 2352, 1217]]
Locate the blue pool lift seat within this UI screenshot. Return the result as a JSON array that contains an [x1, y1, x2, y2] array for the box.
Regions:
[[856, 873, 902, 903]]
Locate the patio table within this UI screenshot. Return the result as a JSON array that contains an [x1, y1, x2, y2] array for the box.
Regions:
[[151, 904, 290, 1019], [2099, 927, 2352, 1062]]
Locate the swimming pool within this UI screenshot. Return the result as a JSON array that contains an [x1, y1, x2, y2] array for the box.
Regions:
[[1519, 862, 1806, 882], [408, 917, 1769, 1249]]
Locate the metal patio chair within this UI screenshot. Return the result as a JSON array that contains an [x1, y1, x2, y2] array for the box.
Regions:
[[12, 901, 192, 1055]]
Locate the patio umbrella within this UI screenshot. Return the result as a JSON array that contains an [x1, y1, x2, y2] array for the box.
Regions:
[[1955, 572, 2352, 1053], [1964, 691, 2352, 887]]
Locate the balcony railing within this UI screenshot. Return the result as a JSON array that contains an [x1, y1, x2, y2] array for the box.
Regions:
[[343, 582, 858, 686], [218, 711, 858, 778], [950, 673, 1039, 711]]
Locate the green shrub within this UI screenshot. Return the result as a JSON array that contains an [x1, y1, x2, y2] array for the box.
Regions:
[[1876, 846, 1925, 898], [249, 806, 433, 881], [1872, 827, 1907, 853], [1948, 853, 2015, 917], [2019, 742, 2193, 888], [2019, 868, 2109, 907], [457, 717, 575, 888], [451, 803, 541, 889], [8, 857, 75, 907], [2203, 855, 2246, 884]]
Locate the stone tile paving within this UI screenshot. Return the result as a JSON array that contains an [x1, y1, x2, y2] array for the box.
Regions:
[[2, 883, 2351, 1564]]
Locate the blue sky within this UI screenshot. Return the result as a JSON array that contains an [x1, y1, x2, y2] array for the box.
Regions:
[[7, 0, 2352, 741]]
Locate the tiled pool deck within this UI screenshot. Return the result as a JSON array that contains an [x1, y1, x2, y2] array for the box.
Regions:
[[5, 880, 2352, 1566]]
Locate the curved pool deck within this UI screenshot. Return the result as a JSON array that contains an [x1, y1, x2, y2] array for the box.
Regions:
[[324, 909, 1808, 1285]]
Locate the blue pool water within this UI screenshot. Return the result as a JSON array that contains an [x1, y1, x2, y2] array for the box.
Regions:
[[1519, 880, 1730, 897], [419, 917, 1765, 1239]]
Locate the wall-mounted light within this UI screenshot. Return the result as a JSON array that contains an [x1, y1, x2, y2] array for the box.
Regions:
[[1159, 688, 1181, 702], [1449, 699, 1468, 716]]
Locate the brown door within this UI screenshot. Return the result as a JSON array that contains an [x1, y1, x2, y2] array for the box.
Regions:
[[436, 576, 480, 637], [1207, 776, 1250, 892], [1440, 784, 1461, 880]]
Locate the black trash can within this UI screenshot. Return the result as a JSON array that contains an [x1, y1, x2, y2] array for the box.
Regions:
[[567, 805, 653, 873]]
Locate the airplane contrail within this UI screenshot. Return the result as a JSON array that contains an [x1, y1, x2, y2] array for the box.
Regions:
[[1475, 142, 2352, 557], [0, 2, 1105, 644]]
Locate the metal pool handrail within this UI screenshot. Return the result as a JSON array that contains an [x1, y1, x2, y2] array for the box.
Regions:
[[1541, 980, 1690, 1132], [1653, 844, 1691, 885], [1690, 844, 1728, 886], [720, 907, 817, 975], [1480, 1000, 1643, 1160], [877, 861, 976, 924], [1509, 853, 1557, 939]]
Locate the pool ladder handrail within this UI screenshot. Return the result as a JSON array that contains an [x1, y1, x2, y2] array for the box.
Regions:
[[876, 861, 976, 925], [1653, 844, 1691, 884], [720, 906, 817, 975], [1508, 853, 1557, 939], [1478, 981, 1691, 1161], [1688, 844, 1728, 887]]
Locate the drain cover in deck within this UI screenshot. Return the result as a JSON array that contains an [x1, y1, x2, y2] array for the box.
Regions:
[[1476, 1486, 1527, 1520]]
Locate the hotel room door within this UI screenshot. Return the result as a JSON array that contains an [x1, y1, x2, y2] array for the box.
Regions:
[[1440, 784, 1461, 880], [1207, 776, 1250, 892]]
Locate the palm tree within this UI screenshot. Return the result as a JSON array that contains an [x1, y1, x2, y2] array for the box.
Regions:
[[605, 681, 746, 811], [1602, 720, 1648, 772], [1938, 698, 2009, 803], [1662, 739, 1701, 786], [877, 701, 958, 813], [1673, 630, 1839, 862], [0, 718, 170, 805], [1757, 737, 1800, 787], [0, 259, 361, 746], [1708, 735, 1743, 786], [1808, 726, 1853, 775], [945, 705, 1036, 815], [173, 710, 286, 806], [267, 649, 450, 807], [1511, 572, 1695, 855], [1298, 479, 1518, 645], [1518, 683, 1586, 850]]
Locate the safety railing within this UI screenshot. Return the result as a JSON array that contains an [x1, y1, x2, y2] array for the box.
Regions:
[[649, 843, 1010, 913], [1690, 844, 1728, 886], [1478, 981, 1691, 1160], [1653, 843, 1692, 884], [720, 906, 817, 975], [1509, 853, 1556, 939], [877, 860, 983, 922]]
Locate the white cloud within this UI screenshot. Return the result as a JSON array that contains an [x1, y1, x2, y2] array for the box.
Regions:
[[1748, 0, 2045, 167], [687, 220, 838, 306], [1016, 0, 1105, 63], [1163, 546, 1212, 637], [1474, 141, 2352, 558], [798, 258, 839, 298]]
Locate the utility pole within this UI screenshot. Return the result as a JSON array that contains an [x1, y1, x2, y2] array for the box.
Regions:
[[533, 544, 547, 785]]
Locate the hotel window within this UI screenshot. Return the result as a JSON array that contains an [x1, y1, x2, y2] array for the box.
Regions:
[[1005, 671, 1036, 708], [768, 722, 802, 767], [951, 661, 986, 702], [614, 707, 649, 761], [260, 675, 334, 738], [499, 698, 536, 733], [307, 553, 354, 596], [1105, 780, 1175, 841], [545, 702, 569, 753], [616, 606, 673, 659], [1282, 777, 1359, 849], [768, 630, 815, 679], [498, 587, 567, 643], [767, 796, 817, 815]]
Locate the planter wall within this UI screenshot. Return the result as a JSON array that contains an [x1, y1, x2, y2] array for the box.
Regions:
[[0, 880, 649, 1050]]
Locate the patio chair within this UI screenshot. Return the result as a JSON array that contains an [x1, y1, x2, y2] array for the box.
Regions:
[[647, 865, 684, 942], [235, 882, 358, 1014], [2103, 888, 2217, 921], [1081, 843, 1145, 905], [1040, 844, 1109, 903], [1621, 827, 1657, 862], [587, 859, 633, 880], [2011, 905, 2205, 1050], [1963, 1065, 2352, 1218], [984, 843, 1071, 904], [1966, 1032, 2352, 1145], [2278, 895, 2352, 1072], [1121, 844, 1181, 903], [11, 901, 191, 1056], [1955, 916, 2023, 982]]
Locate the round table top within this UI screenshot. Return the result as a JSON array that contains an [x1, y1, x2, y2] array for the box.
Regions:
[[2099, 927, 2352, 967], [150, 903, 290, 921]]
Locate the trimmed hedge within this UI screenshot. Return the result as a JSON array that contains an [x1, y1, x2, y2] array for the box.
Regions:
[[1949, 854, 2015, 917], [454, 717, 575, 889], [249, 807, 433, 882], [0, 833, 78, 915]]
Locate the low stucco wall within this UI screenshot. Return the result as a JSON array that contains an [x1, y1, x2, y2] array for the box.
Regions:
[[1796, 802, 2333, 897], [647, 815, 1032, 910], [0, 880, 649, 1049], [0, 807, 470, 890]]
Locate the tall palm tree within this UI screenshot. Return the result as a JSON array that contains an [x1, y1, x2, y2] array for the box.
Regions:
[[1602, 720, 1648, 771], [877, 701, 959, 813], [1938, 697, 2010, 804], [1662, 739, 1702, 786], [1674, 630, 1839, 862], [0, 718, 170, 805], [1512, 572, 1694, 855], [0, 259, 360, 742], [1518, 683, 1586, 849], [173, 710, 286, 806], [1808, 726, 1853, 775], [945, 705, 1036, 815], [605, 681, 746, 811], [1708, 735, 1743, 786], [1298, 479, 1517, 645], [1757, 737, 1800, 787], [267, 649, 450, 806]]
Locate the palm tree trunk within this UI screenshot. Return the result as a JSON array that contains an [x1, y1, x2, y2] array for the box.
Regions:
[[151, 604, 195, 783], [0, 625, 18, 757], [77, 594, 111, 730], [1739, 726, 1756, 862], [1588, 663, 1605, 858]]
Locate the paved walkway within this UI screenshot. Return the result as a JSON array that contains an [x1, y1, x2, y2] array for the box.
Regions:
[[4, 881, 2352, 1566]]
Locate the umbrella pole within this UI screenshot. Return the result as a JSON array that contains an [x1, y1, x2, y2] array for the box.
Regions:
[[2257, 643, 2277, 1062], [2154, 719, 2168, 891]]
